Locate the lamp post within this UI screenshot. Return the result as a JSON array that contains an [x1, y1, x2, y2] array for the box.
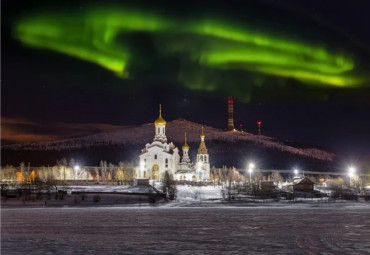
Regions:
[[348, 166, 356, 187], [74, 165, 80, 182], [248, 162, 255, 185], [294, 169, 299, 177]]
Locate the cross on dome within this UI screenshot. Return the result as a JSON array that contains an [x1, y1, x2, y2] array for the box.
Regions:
[[154, 104, 166, 125], [182, 132, 189, 150]]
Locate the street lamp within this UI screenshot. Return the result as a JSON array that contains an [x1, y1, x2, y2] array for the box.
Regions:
[[348, 166, 356, 187], [74, 165, 80, 181], [248, 162, 255, 185], [294, 169, 299, 177]]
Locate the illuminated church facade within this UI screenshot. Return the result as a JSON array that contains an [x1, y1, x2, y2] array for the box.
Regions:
[[138, 106, 210, 182]]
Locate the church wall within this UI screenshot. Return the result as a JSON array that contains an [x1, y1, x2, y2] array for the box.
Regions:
[[139, 146, 179, 180]]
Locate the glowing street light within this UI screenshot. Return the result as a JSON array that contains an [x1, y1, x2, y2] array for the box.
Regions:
[[348, 166, 356, 186], [247, 162, 255, 185], [73, 165, 80, 182], [294, 169, 299, 177]]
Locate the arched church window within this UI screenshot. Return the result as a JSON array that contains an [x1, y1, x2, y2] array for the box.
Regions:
[[158, 128, 160, 133], [154, 154, 157, 160], [165, 158, 168, 163], [200, 155, 203, 161], [144, 171, 146, 178], [204, 155, 207, 162]]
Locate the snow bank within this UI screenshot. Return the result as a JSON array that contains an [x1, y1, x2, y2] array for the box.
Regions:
[[176, 185, 223, 202]]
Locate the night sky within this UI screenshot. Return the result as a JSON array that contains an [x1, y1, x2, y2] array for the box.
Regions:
[[2, 0, 370, 166]]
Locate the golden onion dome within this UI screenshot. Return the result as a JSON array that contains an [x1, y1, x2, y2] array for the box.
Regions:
[[182, 143, 189, 150], [182, 132, 189, 150], [154, 115, 166, 125], [154, 104, 167, 125]]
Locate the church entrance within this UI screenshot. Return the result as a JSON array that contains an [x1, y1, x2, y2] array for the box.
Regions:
[[152, 164, 159, 180]]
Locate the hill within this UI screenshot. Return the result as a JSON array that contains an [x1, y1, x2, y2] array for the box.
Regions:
[[1, 119, 335, 169]]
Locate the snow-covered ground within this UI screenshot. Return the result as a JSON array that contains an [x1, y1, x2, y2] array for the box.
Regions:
[[176, 185, 223, 202], [68, 185, 152, 194], [2, 204, 370, 254], [67, 184, 224, 200]]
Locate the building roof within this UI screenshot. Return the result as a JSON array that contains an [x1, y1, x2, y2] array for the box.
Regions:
[[198, 141, 208, 154], [293, 177, 315, 185], [198, 127, 208, 154]]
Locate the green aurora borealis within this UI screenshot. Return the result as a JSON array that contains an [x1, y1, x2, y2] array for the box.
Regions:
[[14, 4, 367, 100]]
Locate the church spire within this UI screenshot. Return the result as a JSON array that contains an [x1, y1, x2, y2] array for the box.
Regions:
[[200, 126, 205, 141], [197, 127, 208, 155], [181, 132, 190, 163], [182, 132, 189, 150], [153, 104, 167, 142], [154, 104, 166, 126]]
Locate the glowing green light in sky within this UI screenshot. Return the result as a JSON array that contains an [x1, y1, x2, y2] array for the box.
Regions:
[[14, 5, 364, 88]]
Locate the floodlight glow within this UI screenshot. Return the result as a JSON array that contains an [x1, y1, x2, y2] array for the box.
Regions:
[[248, 163, 255, 169], [74, 165, 80, 171], [348, 166, 356, 177], [294, 169, 299, 175]]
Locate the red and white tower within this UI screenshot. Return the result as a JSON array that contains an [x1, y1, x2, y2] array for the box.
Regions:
[[227, 96, 234, 130], [257, 121, 262, 135]]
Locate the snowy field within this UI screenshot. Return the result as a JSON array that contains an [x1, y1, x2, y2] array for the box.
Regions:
[[2, 204, 370, 254]]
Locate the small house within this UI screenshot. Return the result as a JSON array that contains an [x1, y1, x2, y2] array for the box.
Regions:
[[293, 177, 315, 192]]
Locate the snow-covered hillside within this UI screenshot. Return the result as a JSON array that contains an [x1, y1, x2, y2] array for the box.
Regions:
[[3, 119, 334, 161]]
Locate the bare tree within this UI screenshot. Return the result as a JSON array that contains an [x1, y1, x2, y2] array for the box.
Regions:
[[19, 162, 25, 182], [162, 171, 177, 200], [271, 171, 284, 184], [117, 161, 135, 185], [95, 167, 100, 183], [69, 158, 76, 181], [57, 158, 67, 183], [100, 160, 108, 182], [108, 163, 115, 182]]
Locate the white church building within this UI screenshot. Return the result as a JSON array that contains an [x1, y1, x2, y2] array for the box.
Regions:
[[138, 105, 210, 182]]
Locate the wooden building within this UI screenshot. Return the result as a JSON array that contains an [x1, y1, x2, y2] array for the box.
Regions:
[[293, 177, 315, 192]]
